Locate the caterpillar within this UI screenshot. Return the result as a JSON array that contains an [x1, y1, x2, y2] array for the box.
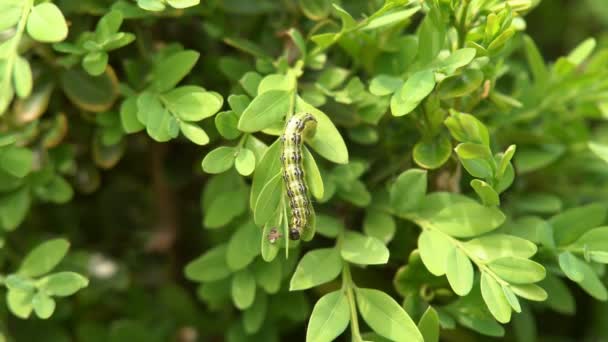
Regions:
[[280, 112, 317, 241]]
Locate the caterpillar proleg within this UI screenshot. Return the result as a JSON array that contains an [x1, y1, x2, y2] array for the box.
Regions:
[[280, 112, 317, 240]]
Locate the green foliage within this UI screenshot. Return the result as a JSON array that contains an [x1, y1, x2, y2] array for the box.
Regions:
[[1, 0, 608, 340]]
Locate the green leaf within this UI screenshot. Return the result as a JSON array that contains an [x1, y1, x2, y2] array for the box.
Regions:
[[306, 290, 350, 342], [7, 289, 34, 319], [390, 168, 427, 214], [226, 222, 261, 271], [497, 145, 516, 178], [416, 4, 445, 62], [215, 111, 241, 139], [413, 135, 452, 169], [558, 251, 584, 282], [4, 275, 35, 292], [39, 272, 89, 297], [243, 292, 267, 334], [289, 248, 342, 291], [201, 146, 237, 174], [567, 38, 596, 66], [231, 269, 256, 310], [470, 179, 499, 206], [250, 141, 281, 211], [437, 69, 484, 100], [13, 57, 33, 98], [575, 257, 608, 300], [363, 209, 396, 244], [153, 50, 200, 92], [455, 143, 491, 160], [120, 97, 144, 133], [26, 3, 68, 43], [418, 229, 453, 276], [523, 35, 549, 86], [254, 173, 282, 226], [464, 234, 537, 262], [502, 285, 521, 313], [488, 257, 546, 284], [340, 231, 389, 265], [444, 111, 489, 145], [510, 283, 548, 302], [317, 67, 349, 91], [238, 90, 290, 132], [32, 292, 55, 319], [258, 73, 295, 93], [19, 238, 70, 277], [137, 0, 165, 11], [363, 6, 420, 31], [166, 0, 200, 9], [0, 1, 21, 32], [391, 70, 436, 116], [239, 72, 263, 97], [480, 272, 512, 323], [296, 97, 349, 164], [369, 75, 403, 96], [315, 214, 343, 238], [417, 307, 439, 342], [180, 122, 209, 146], [429, 202, 505, 238], [303, 147, 324, 200], [550, 203, 607, 246], [298, 0, 331, 21], [184, 244, 230, 282], [164, 88, 223, 122], [235, 148, 256, 176], [95, 10, 123, 40], [589, 141, 608, 164], [0, 146, 34, 178], [570, 226, 608, 251], [446, 247, 474, 296], [515, 144, 565, 174], [355, 288, 423, 342], [539, 275, 573, 313], [82, 51, 109, 76], [433, 48, 476, 74], [61, 67, 118, 112], [253, 259, 282, 294]]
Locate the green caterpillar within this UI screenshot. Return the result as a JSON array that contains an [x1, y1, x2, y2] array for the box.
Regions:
[[280, 112, 317, 240]]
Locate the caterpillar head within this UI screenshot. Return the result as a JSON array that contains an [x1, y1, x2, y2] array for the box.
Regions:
[[288, 227, 300, 240]]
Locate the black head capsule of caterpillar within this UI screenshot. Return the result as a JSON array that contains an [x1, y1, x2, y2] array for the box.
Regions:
[[289, 227, 300, 240]]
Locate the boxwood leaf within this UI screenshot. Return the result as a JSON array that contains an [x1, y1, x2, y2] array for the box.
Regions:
[[355, 288, 423, 342], [488, 256, 546, 284], [340, 231, 389, 265], [430, 202, 505, 238], [184, 244, 230, 282], [289, 248, 342, 291], [480, 272, 512, 323], [306, 290, 350, 342], [446, 247, 474, 296], [231, 269, 256, 310], [19, 239, 70, 277], [27, 3, 68, 43], [238, 90, 290, 132]]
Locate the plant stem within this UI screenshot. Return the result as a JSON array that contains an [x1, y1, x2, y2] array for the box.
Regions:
[[342, 262, 363, 342], [457, 0, 471, 48]]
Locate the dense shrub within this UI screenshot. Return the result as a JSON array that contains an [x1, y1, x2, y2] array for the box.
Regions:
[[1, 0, 608, 341]]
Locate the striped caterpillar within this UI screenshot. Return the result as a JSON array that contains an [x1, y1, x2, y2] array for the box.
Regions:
[[280, 112, 317, 241]]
